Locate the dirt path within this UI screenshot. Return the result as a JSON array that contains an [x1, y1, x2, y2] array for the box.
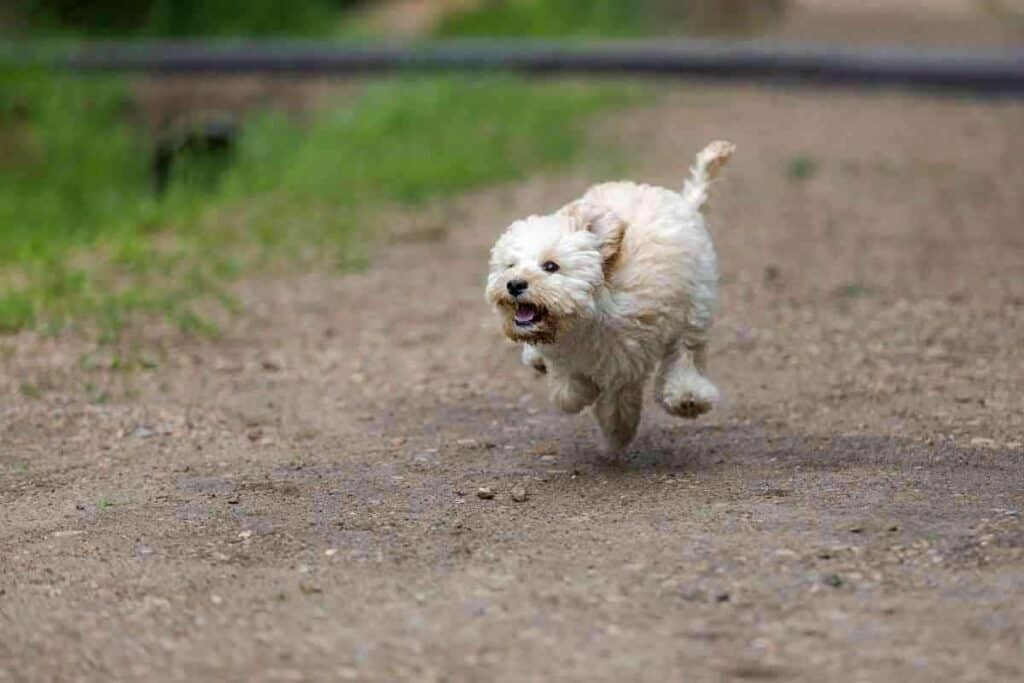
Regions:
[[2, 85, 1023, 682]]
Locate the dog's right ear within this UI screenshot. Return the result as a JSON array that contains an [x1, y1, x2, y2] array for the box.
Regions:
[[563, 200, 626, 270]]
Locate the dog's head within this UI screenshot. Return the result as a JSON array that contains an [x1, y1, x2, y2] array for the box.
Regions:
[[485, 201, 625, 344]]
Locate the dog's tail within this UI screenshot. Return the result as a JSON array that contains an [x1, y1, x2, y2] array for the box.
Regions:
[[681, 140, 735, 213]]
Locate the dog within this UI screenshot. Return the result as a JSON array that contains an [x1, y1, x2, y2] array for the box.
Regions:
[[485, 140, 734, 453]]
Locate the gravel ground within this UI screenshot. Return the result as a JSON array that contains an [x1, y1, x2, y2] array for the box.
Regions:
[[2, 84, 1023, 682]]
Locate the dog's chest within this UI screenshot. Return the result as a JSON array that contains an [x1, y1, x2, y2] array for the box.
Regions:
[[545, 319, 663, 388]]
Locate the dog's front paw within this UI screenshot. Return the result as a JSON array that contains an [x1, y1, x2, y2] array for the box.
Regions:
[[521, 345, 547, 375], [661, 374, 719, 419]]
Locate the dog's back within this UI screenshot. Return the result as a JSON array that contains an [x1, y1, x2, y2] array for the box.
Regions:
[[573, 181, 715, 341], [573, 141, 734, 338]]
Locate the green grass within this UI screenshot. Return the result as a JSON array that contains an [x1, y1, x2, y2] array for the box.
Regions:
[[786, 155, 820, 183], [832, 282, 876, 300], [436, 0, 783, 39], [437, 0, 663, 38], [0, 68, 635, 337]]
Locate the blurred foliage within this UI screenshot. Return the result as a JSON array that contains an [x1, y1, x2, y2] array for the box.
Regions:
[[12, 0, 367, 37], [1, 0, 669, 337], [437, 0, 663, 38], [0, 67, 145, 266], [0, 67, 635, 336], [9, 0, 784, 38], [438, 0, 784, 38]]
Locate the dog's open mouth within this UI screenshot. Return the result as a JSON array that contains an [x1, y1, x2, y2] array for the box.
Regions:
[[514, 303, 545, 327]]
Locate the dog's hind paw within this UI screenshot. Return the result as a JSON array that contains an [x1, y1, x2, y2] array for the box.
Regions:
[[660, 374, 719, 419], [664, 395, 714, 419]]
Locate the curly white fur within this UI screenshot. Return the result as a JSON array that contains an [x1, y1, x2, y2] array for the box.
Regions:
[[486, 140, 735, 453]]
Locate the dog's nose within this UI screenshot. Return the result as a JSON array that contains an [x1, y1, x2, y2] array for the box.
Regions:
[[507, 279, 528, 297]]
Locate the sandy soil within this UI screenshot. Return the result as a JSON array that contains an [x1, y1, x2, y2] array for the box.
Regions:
[[2, 84, 1023, 682]]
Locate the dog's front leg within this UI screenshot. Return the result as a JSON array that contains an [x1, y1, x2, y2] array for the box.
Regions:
[[547, 367, 600, 414], [593, 381, 643, 454], [521, 344, 547, 375]]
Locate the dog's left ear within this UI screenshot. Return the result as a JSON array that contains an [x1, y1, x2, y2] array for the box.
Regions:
[[564, 201, 626, 269]]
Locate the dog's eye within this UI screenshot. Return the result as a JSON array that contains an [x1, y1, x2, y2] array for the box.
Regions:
[[542, 261, 560, 273]]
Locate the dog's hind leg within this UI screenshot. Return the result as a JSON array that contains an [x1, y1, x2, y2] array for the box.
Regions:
[[594, 381, 644, 454], [656, 338, 719, 419]]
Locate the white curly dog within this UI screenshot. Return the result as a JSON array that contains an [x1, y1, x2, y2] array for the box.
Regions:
[[486, 140, 735, 454]]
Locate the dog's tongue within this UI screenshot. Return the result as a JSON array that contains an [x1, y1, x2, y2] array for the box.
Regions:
[[515, 304, 538, 324]]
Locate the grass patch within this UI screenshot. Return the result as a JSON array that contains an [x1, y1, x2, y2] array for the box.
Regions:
[[435, 0, 782, 38], [0, 292, 35, 332], [437, 0, 663, 38], [786, 155, 820, 183], [19, 382, 43, 399], [0, 69, 637, 338], [832, 282, 876, 300]]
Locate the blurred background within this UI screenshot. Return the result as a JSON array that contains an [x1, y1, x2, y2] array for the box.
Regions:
[[1, 0, 1022, 338], [5, 7, 1024, 679]]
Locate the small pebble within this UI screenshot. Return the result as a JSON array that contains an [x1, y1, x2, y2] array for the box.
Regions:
[[133, 426, 155, 439], [476, 487, 496, 500], [52, 530, 85, 538], [510, 485, 529, 503], [413, 451, 437, 466]]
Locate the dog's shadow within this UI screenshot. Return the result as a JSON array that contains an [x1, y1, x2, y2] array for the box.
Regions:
[[558, 422, 980, 481]]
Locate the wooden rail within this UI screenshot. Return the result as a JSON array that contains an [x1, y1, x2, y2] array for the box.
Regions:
[[10, 40, 1024, 96]]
